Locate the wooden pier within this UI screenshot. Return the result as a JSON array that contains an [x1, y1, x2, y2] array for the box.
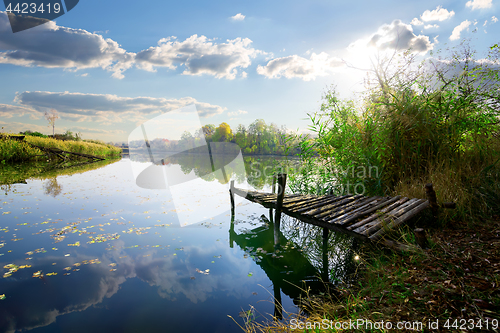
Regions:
[[230, 175, 440, 251]]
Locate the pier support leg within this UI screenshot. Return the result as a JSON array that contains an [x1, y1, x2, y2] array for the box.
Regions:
[[273, 282, 283, 320], [274, 174, 287, 225], [229, 209, 235, 249], [414, 228, 429, 249], [273, 219, 280, 249], [425, 183, 439, 220], [269, 175, 276, 223], [322, 228, 329, 281], [230, 180, 235, 217]]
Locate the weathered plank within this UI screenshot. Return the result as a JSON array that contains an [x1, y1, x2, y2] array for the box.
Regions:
[[348, 197, 409, 231], [369, 200, 429, 240], [361, 199, 425, 237], [328, 196, 385, 225], [282, 195, 321, 207], [304, 195, 360, 218], [321, 196, 379, 222], [292, 195, 344, 212], [313, 195, 366, 219]]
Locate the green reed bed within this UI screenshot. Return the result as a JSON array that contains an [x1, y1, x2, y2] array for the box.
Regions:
[[0, 136, 43, 163], [25, 136, 122, 158], [0, 134, 122, 163]]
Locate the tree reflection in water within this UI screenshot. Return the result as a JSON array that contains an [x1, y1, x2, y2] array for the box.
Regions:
[[43, 177, 62, 197]]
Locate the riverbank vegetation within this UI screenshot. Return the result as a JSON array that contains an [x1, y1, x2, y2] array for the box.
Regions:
[[0, 131, 121, 163], [128, 119, 302, 155], [243, 42, 500, 332]]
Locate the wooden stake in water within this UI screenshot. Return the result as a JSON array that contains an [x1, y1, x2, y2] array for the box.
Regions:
[[274, 174, 287, 226], [230, 180, 235, 217]]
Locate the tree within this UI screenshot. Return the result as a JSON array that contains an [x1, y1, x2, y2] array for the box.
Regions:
[[201, 124, 216, 140], [44, 109, 58, 137], [212, 122, 233, 142]]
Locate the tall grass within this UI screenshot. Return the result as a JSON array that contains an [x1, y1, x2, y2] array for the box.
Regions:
[[25, 136, 122, 158], [0, 136, 43, 163], [287, 43, 500, 221], [0, 135, 121, 163]]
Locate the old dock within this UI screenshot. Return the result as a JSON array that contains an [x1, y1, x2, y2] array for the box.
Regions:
[[230, 174, 438, 251]]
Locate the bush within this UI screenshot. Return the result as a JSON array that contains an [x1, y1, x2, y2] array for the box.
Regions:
[[19, 130, 48, 138], [0, 136, 43, 162]]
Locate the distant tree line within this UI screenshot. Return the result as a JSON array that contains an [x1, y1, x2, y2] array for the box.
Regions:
[[128, 119, 302, 155]]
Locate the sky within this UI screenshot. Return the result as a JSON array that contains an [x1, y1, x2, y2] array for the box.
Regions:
[[0, 0, 498, 142]]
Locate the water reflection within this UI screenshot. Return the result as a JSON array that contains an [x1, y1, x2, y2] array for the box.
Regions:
[[229, 212, 357, 319], [0, 158, 356, 332], [42, 178, 62, 197], [129, 150, 293, 190]]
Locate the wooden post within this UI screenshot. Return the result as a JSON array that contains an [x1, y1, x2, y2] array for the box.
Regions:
[[229, 180, 235, 216], [274, 174, 287, 225], [414, 228, 429, 249], [425, 183, 439, 218], [273, 282, 283, 320], [269, 175, 276, 221], [273, 218, 280, 249], [322, 228, 329, 281], [229, 213, 235, 248]]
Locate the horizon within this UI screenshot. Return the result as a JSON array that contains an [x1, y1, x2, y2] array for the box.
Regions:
[[0, 0, 498, 142]]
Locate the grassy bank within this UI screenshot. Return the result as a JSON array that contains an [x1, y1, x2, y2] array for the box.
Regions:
[[0, 134, 121, 163]]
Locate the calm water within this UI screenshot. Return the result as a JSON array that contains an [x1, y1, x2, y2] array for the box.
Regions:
[[0, 156, 357, 333]]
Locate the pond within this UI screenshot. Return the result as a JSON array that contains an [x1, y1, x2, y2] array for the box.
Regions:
[[0, 155, 358, 333]]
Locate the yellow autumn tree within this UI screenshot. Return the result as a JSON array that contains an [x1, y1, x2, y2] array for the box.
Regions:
[[212, 122, 233, 142]]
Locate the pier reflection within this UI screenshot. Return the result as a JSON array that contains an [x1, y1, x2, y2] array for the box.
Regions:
[[229, 212, 358, 319]]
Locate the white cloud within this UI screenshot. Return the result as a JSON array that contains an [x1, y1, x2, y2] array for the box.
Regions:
[[0, 13, 263, 80], [484, 20, 488, 26], [256, 52, 344, 81], [0, 103, 42, 119], [492, 16, 499, 23], [466, 0, 493, 10], [231, 13, 245, 21], [450, 20, 472, 40], [0, 120, 49, 134], [13, 91, 227, 122], [411, 18, 424, 25], [349, 20, 433, 54], [434, 35, 440, 44], [424, 24, 439, 29], [227, 110, 247, 116], [135, 35, 263, 79], [421, 6, 455, 22], [0, 12, 134, 79]]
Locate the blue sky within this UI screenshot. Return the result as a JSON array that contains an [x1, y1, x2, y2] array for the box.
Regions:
[[0, 0, 498, 142]]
